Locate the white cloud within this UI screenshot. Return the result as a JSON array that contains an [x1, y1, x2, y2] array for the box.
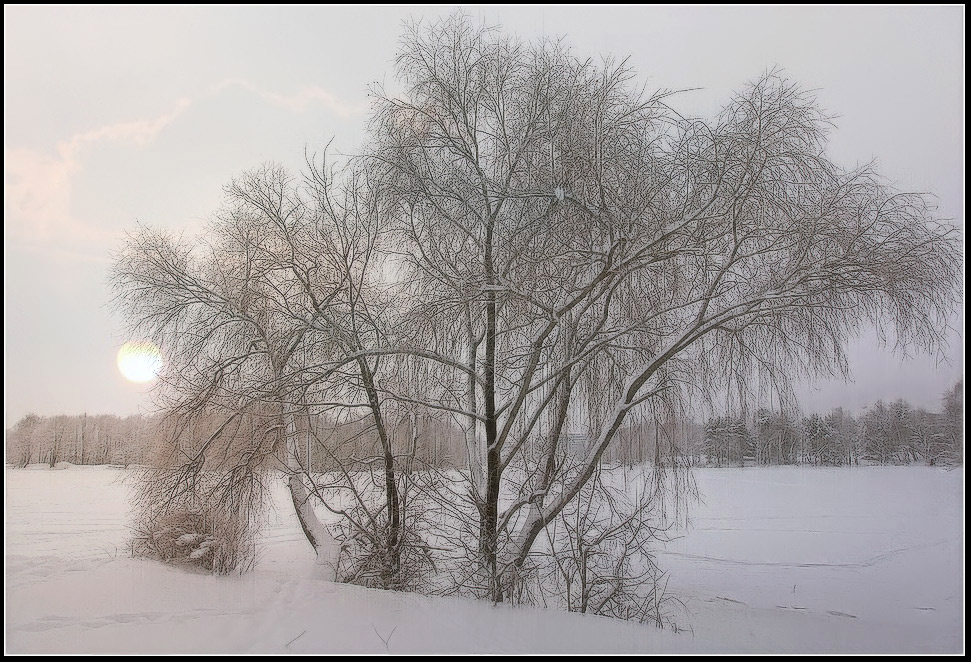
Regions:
[[60, 98, 192, 158], [4, 98, 191, 247], [4, 79, 361, 254], [213, 78, 368, 118], [4, 78, 367, 253]]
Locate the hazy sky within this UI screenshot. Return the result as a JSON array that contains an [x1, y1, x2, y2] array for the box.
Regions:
[[3, 6, 964, 424]]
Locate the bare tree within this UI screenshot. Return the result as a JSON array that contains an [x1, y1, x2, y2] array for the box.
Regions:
[[935, 380, 963, 464], [296, 156, 434, 588], [107, 12, 961, 618], [704, 415, 751, 466], [111, 165, 346, 570], [365, 14, 961, 599], [111, 159, 430, 583], [751, 408, 800, 465], [7, 413, 42, 466], [861, 399, 915, 464]]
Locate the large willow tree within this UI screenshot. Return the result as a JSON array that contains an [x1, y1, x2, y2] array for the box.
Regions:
[[365, 15, 961, 598], [113, 14, 960, 605]]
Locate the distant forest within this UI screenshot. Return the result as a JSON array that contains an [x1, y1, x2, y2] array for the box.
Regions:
[[5, 381, 962, 469]]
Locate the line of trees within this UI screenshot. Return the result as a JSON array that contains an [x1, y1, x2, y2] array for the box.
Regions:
[[100, 14, 960, 620], [4, 411, 269, 468], [698, 380, 963, 467], [5, 413, 153, 467], [7, 379, 961, 470]]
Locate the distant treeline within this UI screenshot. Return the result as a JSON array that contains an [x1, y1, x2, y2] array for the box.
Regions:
[[5, 413, 157, 467], [5, 381, 962, 469], [696, 380, 963, 467]]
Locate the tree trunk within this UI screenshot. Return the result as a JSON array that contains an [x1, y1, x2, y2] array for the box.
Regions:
[[283, 407, 339, 575], [480, 284, 501, 600], [477, 213, 503, 600], [80, 414, 86, 465], [357, 355, 401, 586]]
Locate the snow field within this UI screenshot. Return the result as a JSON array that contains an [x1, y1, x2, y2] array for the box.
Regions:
[[4, 465, 963, 653]]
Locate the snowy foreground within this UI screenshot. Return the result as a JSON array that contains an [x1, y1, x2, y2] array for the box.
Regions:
[[5, 466, 963, 653]]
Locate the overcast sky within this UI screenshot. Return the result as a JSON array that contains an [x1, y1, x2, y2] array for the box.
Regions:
[[3, 6, 964, 424]]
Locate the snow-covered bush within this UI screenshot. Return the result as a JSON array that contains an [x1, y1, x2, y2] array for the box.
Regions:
[[131, 505, 255, 574], [128, 465, 261, 575]]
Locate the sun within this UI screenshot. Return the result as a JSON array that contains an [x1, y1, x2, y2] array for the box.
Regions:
[[117, 341, 163, 383]]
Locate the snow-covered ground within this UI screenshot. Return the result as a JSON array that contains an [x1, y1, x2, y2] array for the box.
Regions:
[[4, 465, 963, 653]]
